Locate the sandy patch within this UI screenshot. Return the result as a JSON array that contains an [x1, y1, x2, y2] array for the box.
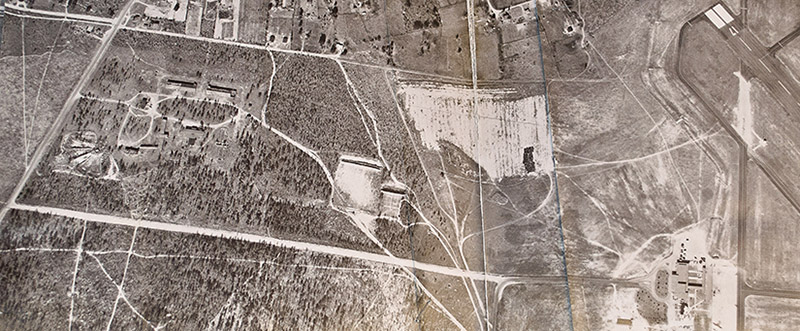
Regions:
[[400, 83, 551, 179]]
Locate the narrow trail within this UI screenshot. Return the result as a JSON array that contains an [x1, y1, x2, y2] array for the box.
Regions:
[[464, 0, 490, 326], [105, 227, 138, 331], [67, 220, 88, 331]]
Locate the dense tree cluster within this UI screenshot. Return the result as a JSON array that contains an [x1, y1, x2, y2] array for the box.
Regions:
[[120, 232, 411, 329], [159, 97, 239, 124], [267, 55, 380, 164]]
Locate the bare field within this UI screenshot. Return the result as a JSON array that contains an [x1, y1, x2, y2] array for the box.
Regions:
[[745, 295, 800, 330], [569, 283, 654, 331], [68, 0, 126, 17], [749, 0, 800, 47], [678, 19, 739, 128], [495, 283, 571, 330], [744, 160, 800, 290], [748, 79, 800, 206], [776, 37, 800, 93]]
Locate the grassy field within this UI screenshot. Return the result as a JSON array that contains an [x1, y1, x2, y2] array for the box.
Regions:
[[777, 37, 800, 87]]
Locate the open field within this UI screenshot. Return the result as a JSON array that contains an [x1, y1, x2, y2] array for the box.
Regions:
[[495, 283, 571, 330], [745, 296, 800, 330], [389, 1, 471, 79], [747, 79, 800, 208], [678, 19, 739, 128], [235, 0, 268, 44], [749, 0, 800, 47], [68, 0, 126, 17], [570, 283, 650, 331], [776, 37, 800, 82], [0, 16, 105, 205], [744, 160, 800, 290]]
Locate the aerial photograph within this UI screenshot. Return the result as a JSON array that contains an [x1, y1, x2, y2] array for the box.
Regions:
[[0, 0, 798, 329]]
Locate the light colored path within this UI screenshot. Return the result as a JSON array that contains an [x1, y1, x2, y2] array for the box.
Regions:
[[9, 203, 507, 283], [5, 4, 114, 24]]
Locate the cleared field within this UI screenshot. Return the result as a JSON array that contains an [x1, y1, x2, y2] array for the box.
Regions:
[[401, 83, 551, 179], [749, 0, 800, 47], [26, 0, 68, 13], [776, 37, 800, 90], [745, 296, 800, 330], [68, 0, 126, 17], [495, 283, 571, 330], [414, 269, 486, 330], [236, 0, 269, 44], [570, 283, 650, 331], [744, 160, 800, 290], [748, 79, 800, 209], [0, 17, 104, 204], [678, 19, 739, 128]]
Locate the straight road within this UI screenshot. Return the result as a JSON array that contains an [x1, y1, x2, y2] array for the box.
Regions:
[[4, 3, 113, 24], [742, 286, 800, 300], [9, 203, 510, 283], [0, 0, 135, 221]]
